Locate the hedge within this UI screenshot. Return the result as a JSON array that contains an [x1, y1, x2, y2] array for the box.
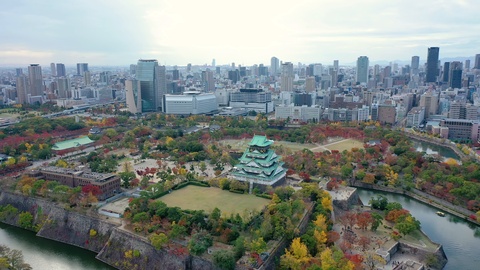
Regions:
[[255, 193, 272, 200], [229, 189, 244, 194]]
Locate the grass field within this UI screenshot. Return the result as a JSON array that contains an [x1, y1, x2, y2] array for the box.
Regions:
[[158, 185, 269, 216], [323, 139, 364, 152], [219, 139, 316, 152]]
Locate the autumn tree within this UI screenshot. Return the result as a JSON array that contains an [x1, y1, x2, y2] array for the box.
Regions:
[[280, 237, 311, 269], [149, 233, 168, 250], [356, 212, 373, 231]]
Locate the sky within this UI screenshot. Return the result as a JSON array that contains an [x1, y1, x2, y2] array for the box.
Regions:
[[1, 0, 479, 67]]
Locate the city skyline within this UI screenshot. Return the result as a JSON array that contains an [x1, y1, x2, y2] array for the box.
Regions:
[[1, 0, 479, 66]]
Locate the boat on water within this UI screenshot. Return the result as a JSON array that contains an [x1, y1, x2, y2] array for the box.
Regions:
[[436, 211, 445, 217]]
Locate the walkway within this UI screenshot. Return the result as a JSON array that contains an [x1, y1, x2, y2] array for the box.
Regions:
[[310, 138, 350, 152]]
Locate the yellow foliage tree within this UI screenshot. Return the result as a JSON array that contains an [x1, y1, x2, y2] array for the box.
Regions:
[[165, 136, 174, 146], [4, 157, 16, 166], [313, 214, 328, 232], [314, 230, 327, 252], [280, 238, 311, 270], [18, 156, 28, 163], [321, 196, 333, 212], [56, 159, 68, 168], [89, 229, 97, 237], [319, 247, 355, 270], [385, 167, 398, 186], [444, 158, 458, 166]]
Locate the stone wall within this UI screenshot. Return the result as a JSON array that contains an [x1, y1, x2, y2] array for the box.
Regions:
[[397, 242, 447, 270], [0, 191, 219, 270]]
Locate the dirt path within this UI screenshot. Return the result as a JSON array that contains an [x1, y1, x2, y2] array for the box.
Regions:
[[310, 138, 350, 152]]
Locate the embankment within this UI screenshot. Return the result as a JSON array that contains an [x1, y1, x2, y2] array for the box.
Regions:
[[0, 191, 218, 270]]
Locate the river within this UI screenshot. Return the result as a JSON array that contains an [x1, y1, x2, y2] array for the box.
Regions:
[[0, 222, 114, 270], [357, 189, 480, 270]]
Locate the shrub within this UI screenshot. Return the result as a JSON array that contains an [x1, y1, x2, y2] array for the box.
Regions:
[[229, 189, 244, 194], [89, 229, 97, 237]]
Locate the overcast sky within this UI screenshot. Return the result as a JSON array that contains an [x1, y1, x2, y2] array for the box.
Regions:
[[1, 0, 479, 67]]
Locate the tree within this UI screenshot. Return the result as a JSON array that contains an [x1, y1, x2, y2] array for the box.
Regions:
[[370, 213, 383, 232], [149, 233, 169, 250], [249, 237, 267, 254], [17, 212, 33, 229], [363, 253, 386, 270], [280, 237, 311, 269], [188, 231, 213, 255], [358, 236, 371, 251], [119, 171, 136, 188], [213, 250, 236, 270], [0, 245, 32, 270], [313, 214, 328, 232], [356, 212, 373, 231], [81, 184, 102, 197]]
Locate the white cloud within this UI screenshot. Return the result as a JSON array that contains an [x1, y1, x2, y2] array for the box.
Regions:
[[1, 0, 479, 66]]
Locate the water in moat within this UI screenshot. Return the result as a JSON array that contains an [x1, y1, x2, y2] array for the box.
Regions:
[[0, 222, 114, 270], [412, 140, 460, 160], [358, 189, 480, 270]]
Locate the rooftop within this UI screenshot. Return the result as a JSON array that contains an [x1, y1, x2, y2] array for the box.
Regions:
[[52, 136, 94, 151], [248, 135, 273, 147]]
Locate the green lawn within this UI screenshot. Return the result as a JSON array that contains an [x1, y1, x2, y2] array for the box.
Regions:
[[324, 139, 364, 152], [158, 185, 269, 216]]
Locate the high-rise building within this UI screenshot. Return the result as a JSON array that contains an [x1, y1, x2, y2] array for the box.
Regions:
[[16, 75, 28, 104], [76, 63, 89, 76], [420, 92, 439, 118], [474, 54, 480, 69], [127, 59, 166, 113], [356, 56, 369, 84], [449, 61, 462, 89], [50, 63, 56, 76], [28, 64, 43, 97], [202, 69, 215, 92], [270, 57, 280, 76], [426, 47, 440, 83], [57, 77, 71, 99], [84, 71, 91, 86], [56, 63, 66, 77], [465, 60, 470, 71], [442, 62, 450, 82], [281, 62, 294, 92], [411, 56, 420, 75], [333, 60, 339, 71], [15, 68, 23, 76]]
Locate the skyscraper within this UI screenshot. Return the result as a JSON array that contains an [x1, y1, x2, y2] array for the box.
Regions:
[[449, 61, 462, 89], [50, 63, 56, 76], [356, 56, 369, 84], [333, 60, 339, 71], [474, 54, 480, 69], [280, 62, 294, 92], [77, 63, 89, 76], [270, 57, 280, 76], [411, 56, 420, 75], [442, 62, 450, 82], [56, 63, 66, 77], [28, 64, 43, 97], [16, 75, 28, 104], [426, 47, 440, 83], [127, 59, 166, 113]]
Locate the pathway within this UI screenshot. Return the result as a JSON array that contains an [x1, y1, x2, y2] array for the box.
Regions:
[[310, 138, 350, 152]]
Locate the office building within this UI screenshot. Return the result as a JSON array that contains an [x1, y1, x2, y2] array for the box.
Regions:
[[356, 56, 369, 84], [202, 69, 215, 92], [411, 56, 420, 75], [132, 59, 166, 112], [76, 63, 89, 76], [50, 63, 56, 76], [275, 105, 322, 122], [230, 88, 273, 113], [442, 62, 450, 83], [28, 64, 43, 97], [465, 60, 470, 71], [270, 57, 280, 76], [474, 54, 480, 69], [16, 75, 28, 104], [281, 62, 294, 92], [419, 92, 439, 118], [406, 107, 425, 127], [56, 63, 66, 77], [377, 105, 396, 125], [162, 91, 218, 115], [449, 61, 462, 89], [426, 47, 440, 83], [449, 101, 478, 120], [440, 119, 480, 142]]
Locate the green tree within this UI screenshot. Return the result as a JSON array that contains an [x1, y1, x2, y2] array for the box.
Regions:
[[149, 233, 169, 250], [213, 250, 236, 270], [188, 231, 213, 255], [17, 212, 34, 229], [119, 171, 136, 188]]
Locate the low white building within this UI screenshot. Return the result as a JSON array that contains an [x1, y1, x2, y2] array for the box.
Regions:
[[163, 91, 218, 115], [406, 107, 425, 127], [275, 105, 322, 122]]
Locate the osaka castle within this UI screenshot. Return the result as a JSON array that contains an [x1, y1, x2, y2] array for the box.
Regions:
[[230, 135, 287, 193]]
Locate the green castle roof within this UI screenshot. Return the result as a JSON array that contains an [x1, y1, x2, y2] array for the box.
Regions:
[[248, 135, 273, 147]]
